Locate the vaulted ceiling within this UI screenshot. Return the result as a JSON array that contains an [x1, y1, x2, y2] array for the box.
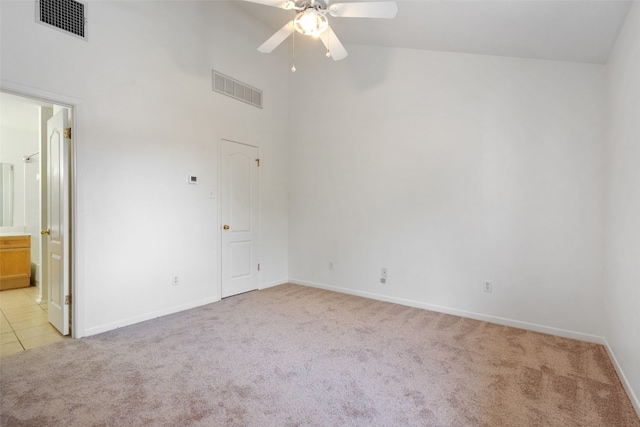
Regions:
[[236, 0, 632, 64]]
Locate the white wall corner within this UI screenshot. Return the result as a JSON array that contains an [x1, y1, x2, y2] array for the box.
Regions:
[[603, 338, 640, 419]]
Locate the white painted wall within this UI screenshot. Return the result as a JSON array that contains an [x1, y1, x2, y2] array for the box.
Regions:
[[0, 0, 636, 413], [604, 1, 640, 413], [0, 1, 290, 336], [2, 0, 635, 402], [288, 45, 606, 339]]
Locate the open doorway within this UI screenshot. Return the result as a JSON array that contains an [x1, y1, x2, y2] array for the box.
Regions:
[[0, 91, 73, 356]]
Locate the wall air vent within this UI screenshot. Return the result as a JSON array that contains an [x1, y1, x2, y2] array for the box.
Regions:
[[36, 0, 87, 40], [212, 70, 263, 109]]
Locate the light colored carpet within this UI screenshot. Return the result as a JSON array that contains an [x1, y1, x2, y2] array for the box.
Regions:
[[1, 283, 638, 426]]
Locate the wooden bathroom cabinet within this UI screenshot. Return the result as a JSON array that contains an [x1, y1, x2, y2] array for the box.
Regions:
[[0, 235, 31, 290]]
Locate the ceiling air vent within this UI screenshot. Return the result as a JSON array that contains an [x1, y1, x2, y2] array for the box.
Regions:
[[212, 70, 262, 109], [36, 0, 87, 40]]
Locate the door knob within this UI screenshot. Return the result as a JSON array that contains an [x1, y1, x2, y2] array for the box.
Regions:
[[41, 229, 51, 235], [223, 224, 230, 230]]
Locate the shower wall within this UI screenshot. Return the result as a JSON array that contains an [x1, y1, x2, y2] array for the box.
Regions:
[[0, 92, 40, 229], [24, 156, 40, 285]]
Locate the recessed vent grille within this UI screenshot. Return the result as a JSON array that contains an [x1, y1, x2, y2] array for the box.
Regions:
[[36, 0, 87, 40], [212, 70, 262, 109]]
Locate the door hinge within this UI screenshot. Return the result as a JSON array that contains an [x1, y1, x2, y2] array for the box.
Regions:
[[65, 294, 72, 305], [256, 158, 260, 167], [64, 127, 72, 139], [258, 263, 261, 271]]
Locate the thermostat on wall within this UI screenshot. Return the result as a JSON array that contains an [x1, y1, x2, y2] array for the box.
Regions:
[[187, 175, 198, 184]]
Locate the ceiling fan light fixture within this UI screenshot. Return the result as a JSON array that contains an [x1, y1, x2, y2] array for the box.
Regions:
[[294, 9, 328, 36]]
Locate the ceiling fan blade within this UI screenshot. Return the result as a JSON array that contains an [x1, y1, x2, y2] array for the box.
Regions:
[[329, 1, 398, 18], [258, 21, 294, 53], [243, 0, 294, 9], [320, 26, 348, 61]]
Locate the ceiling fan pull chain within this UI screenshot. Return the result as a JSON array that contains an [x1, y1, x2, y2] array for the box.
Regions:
[[291, 28, 297, 72], [326, 30, 331, 58]]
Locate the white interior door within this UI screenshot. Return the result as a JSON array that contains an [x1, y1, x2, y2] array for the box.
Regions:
[[46, 109, 70, 335], [220, 140, 259, 298]]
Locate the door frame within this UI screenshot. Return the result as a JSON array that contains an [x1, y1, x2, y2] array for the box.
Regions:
[[217, 137, 260, 300], [1, 81, 81, 338]]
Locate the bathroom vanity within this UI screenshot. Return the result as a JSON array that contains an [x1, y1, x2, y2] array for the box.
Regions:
[[0, 234, 31, 290]]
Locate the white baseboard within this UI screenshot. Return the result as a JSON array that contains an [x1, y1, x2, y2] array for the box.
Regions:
[[78, 278, 638, 418], [82, 296, 220, 337], [83, 280, 288, 337], [603, 339, 640, 418], [289, 278, 605, 344], [296, 279, 640, 418], [259, 279, 289, 290]]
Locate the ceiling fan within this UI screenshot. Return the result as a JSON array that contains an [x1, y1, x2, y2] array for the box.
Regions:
[[245, 0, 398, 64]]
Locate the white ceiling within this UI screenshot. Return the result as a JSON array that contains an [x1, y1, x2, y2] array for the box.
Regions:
[[236, 0, 633, 64]]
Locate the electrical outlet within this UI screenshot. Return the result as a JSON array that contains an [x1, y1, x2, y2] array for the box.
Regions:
[[380, 278, 386, 284], [172, 276, 179, 286], [381, 268, 388, 278], [329, 261, 334, 270], [484, 280, 492, 292]]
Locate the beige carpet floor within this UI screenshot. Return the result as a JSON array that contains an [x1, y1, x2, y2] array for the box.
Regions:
[[1, 283, 639, 426]]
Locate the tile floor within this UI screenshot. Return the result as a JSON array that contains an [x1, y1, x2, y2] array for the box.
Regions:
[[0, 286, 66, 357]]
